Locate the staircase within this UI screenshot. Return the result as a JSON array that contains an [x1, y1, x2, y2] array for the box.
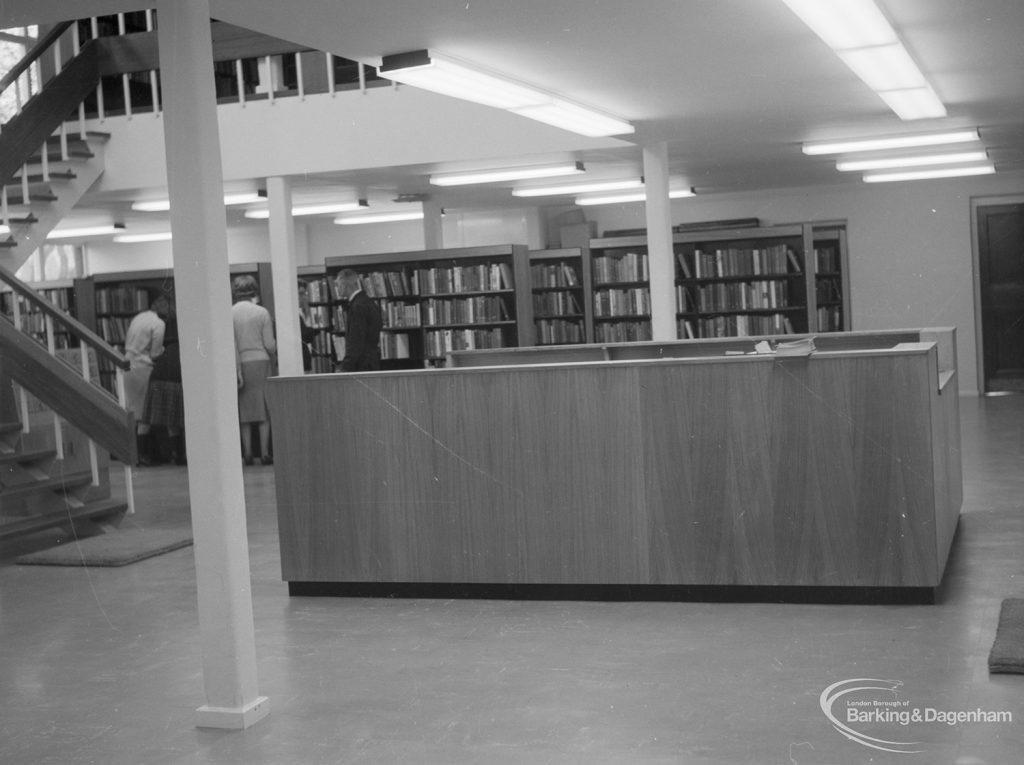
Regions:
[[0, 24, 134, 542]]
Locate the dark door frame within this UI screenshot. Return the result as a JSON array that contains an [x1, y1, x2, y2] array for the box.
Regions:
[[971, 193, 1024, 395]]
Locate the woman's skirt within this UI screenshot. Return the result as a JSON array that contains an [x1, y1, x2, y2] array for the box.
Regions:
[[143, 380, 185, 430], [237, 359, 271, 423]]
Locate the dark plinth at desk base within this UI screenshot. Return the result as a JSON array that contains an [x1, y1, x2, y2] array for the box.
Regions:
[[287, 580, 947, 605], [268, 330, 963, 603]]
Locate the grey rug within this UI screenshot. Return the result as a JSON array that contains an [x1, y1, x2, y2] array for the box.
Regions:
[[15, 528, 193, 567], [989, 598, 1024, 673]]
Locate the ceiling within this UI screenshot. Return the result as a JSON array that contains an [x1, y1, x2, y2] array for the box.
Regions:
[[7, 0, 1024, 234]]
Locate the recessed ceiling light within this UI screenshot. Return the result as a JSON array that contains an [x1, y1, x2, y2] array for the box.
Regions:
[[244, 200, 368, 219]]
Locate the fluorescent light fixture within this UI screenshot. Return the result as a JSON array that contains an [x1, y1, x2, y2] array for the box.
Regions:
[[46, 224, 124, 240], [335, 211, 425, 225], [876, 86, 946, 120], [244, 200, 369, 219], [0, 224, 9, 235], [862, 163, 996, 183], [779, 0, 944, 121], [512, 178, 643, 197], [113, 232, 173, 243], [836, 150, 989, 172], [575, 187, 695, 206], [778, 0, 897, 50], [132, 191, 264, 212], [430, 162, 584, 187], [379, 50, 633, 137], [803, 129, 980, 155]]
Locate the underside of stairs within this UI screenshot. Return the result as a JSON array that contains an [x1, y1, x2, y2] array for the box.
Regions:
[[1, 133, 109, 274], [0, 419, 126, 543]]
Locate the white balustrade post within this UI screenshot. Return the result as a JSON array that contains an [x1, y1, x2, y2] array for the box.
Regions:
[[44, 316, 65, 459], [325, 52, 335, 95], [80, 346, 100, 486], [115, 366, 136, 515]]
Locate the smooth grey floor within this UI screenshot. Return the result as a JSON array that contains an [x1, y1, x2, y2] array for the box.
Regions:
[[1, 395, 1022, 764]]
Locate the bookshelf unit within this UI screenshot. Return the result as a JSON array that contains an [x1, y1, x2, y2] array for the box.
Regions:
[[592, 223, 847, 340], [297, 266, 335, 373], [588, 240, 652, 343], [1, 280, 77, 350], [325, 244, 532, 368], [528, 247, 593, 345], [811, 224, 850, 332]]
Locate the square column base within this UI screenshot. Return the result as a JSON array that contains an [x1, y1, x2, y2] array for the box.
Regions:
[[195, 696, 270, 730]]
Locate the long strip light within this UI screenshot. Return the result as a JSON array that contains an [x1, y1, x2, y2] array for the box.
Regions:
[[576, 187, 695, 206], [0, 224, 9, 235], [803, 129, 980, 155], [863, 164, 996, 183], [513, 178, 643, 197], [779, 0, 945, 120], [113, 232, 173, 243], [132, 191, 264, 212], [46, 224, 124, 240], [335, 211, 425, 225], [245, 200, 368, 219], [430, 162, 584, 187], [379, 50, 633, 137], [836, 150, 989, 172]]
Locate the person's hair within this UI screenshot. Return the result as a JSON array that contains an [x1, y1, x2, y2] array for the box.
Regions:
[[232, 275, 260, 302], [338, 268, 359, 283], [151, 294, 171, 316]]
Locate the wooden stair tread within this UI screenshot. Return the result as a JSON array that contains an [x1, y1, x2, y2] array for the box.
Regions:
[[0, 472, 92, 500], [0, 498, 128, 541], [0, 448, 57, 466]]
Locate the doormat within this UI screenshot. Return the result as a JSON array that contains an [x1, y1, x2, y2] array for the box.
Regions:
[[989, 598, 1024, 673], [15, 528, 193, 567]]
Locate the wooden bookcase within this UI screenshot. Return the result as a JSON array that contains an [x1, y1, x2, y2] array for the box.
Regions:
[[325, 244, 533, 368], [0, 280, 77, 350], [811, 223, 850, 332], [589, 240, 652, 343], [528, 247, 593, 345], [591, 222, 848, 340], [297, 265, 335, 373]]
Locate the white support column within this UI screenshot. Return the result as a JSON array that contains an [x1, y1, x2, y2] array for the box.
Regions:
[[643, 142, 677, 341], [267, 176, 303, 377], [156, 0, 268, 731], [422, 196, 444, 250]]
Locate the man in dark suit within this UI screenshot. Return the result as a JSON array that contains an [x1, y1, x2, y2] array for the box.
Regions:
[[336, 268, 383, 371]]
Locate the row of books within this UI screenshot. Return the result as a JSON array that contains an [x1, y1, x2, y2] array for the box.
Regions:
[[379, 300, 422, 328], [95, 286, 152, 314], [680, 245, 800, 279], [304, 305, 332, 329], [345, 270, 414, 299], [533, 291, 583, 317], [421, 296, 510, 325], [531, 261, 581, 289], [594, 320, 653, 343], [815, 247, 842, 273], [309, 332, 334, 356], [309, 356, 334, 374], [816, 278, 843, 303], [593, 251, 649, 285], [97, 316, 132, 344], [535, 318, 585, 345], [380, 333, 412, 359], [424, 327, 507, 356], [692, 280, 791, 312], [593, 287, 651, 318], [303, 278, 331, 304], [817, 306, 843, 331], [696, 313, 795, 338], [416, 263, 514, 295]]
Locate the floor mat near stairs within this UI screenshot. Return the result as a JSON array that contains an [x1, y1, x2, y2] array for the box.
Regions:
[[14, 527, 193, 567]]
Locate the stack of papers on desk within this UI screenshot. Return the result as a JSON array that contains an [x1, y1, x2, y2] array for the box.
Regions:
[[774, 337, 816, 356]]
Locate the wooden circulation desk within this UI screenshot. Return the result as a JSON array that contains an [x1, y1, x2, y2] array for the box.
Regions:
[[267, 328, 962, 603]]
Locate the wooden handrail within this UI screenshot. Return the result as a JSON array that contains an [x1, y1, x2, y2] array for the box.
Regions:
[[0, 21, 74, 98], [0, 265, 129, 370]]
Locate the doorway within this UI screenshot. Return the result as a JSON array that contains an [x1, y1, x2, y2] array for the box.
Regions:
[[976, 201, 1024, 393]]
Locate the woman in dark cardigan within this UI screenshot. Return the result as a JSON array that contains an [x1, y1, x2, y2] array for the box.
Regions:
[[142, 313, 186, 464]]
